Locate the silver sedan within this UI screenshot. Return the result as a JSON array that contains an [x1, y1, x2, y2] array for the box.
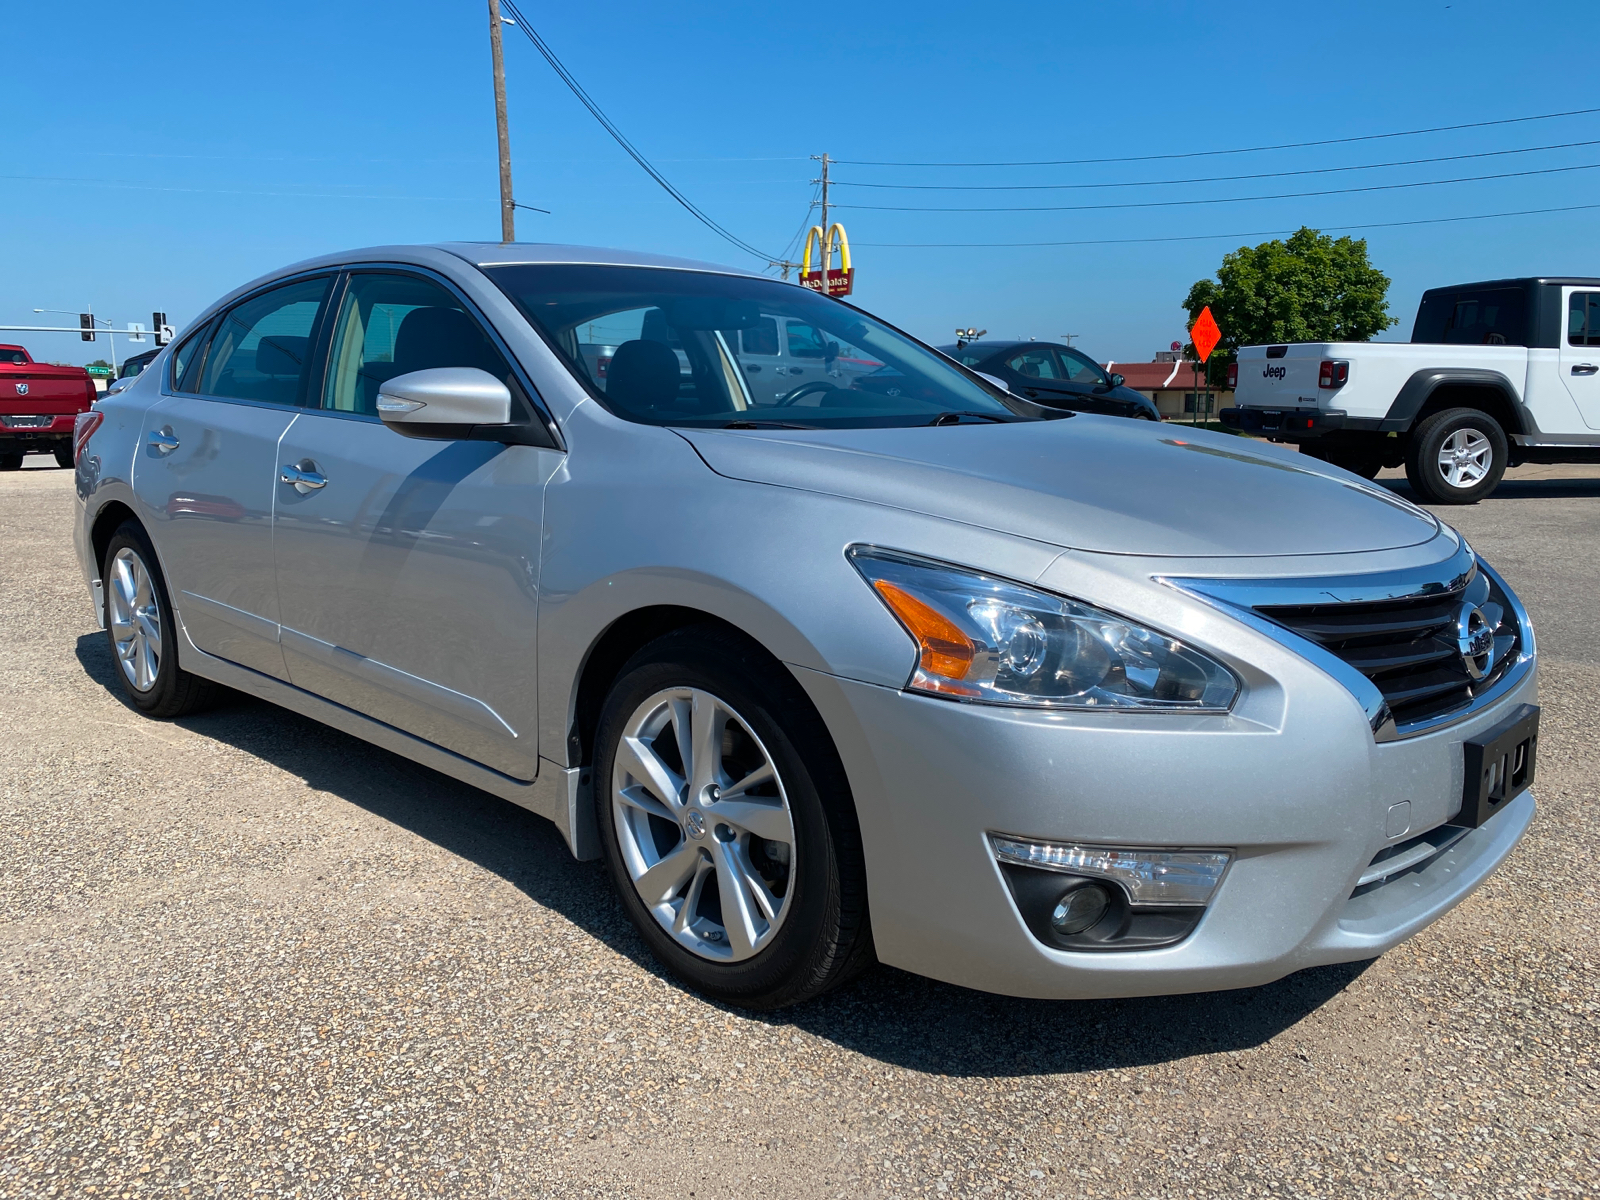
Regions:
[[72, 243, 1537, 1008]]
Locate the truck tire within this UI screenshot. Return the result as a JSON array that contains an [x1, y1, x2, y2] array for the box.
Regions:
[[1404, 408, 1508, 505], [1301, 443, 1382, 480], [0, 452, 22, 471], [54, 445, 75, 469]]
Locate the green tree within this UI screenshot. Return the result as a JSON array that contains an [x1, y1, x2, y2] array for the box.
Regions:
[[1183, 227, 1395, 386]]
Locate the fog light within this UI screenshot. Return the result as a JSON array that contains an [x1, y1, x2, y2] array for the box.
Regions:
[[1051, 884, 1109, 935], [990, 836, 1231, 905]]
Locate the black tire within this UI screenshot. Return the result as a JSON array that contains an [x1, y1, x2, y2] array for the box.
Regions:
[[54, 445, 75, 469], [0, 452, 22, 471], [1404, 407, 1508, 505], [593, 625, 872, 1008], [102, 521, 222, 718], [1308, 446, 1382, 479]]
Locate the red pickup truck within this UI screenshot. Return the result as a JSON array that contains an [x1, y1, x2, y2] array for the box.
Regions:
[[0, 344, 98, 469]]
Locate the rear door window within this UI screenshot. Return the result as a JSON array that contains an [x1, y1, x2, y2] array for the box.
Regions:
[[1568, 292, 1600, 346], [1006, 348, 1061, 380], [198, 277, 332, 405]]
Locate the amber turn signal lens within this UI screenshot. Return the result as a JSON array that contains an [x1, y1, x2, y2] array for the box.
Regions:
[[872, 579, 976, 680]]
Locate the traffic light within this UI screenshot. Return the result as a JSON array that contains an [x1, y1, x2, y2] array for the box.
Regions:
[[153, 312, 173, 346], [79, 314, 95, 342]]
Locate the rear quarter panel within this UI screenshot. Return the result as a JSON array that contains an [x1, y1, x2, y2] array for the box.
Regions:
[[1235, 343, 1528, 420]]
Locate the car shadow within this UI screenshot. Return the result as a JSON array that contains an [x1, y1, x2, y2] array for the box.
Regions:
[[75, 632, 1374, 1077]]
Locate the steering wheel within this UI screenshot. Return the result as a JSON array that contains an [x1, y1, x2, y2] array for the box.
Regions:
[[775, 380, 843, 407]]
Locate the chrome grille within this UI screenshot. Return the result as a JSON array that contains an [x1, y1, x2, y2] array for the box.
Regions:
[[1254, 569, 1521, 727]]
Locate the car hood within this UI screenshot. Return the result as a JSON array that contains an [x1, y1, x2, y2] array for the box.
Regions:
[[677, 418, 1441, 557]]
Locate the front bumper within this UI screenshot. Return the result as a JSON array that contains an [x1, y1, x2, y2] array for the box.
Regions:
[[794, 656, 1536, 1000]]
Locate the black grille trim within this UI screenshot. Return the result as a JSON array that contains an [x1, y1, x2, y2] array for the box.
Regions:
[[1254, 572, 1522, 728]]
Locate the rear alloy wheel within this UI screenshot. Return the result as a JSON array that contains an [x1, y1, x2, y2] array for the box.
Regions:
[[1404, 407, 1508, 505], [594, 627, 872, 1008], [102, 522, 221, 717]]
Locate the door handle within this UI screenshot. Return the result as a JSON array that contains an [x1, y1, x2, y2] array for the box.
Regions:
[[147, 427, 179, 455], [280, 460, 328, 494], [1572, 363, 1599, 375]]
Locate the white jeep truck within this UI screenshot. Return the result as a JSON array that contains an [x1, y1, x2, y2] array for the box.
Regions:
[[1223, 277, 1600, 503]]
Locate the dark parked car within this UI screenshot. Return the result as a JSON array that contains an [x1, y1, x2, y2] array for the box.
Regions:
[[939, 340, 1159, 420]]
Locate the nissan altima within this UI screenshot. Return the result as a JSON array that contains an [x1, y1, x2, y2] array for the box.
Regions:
[[72, 243, 1537, 1008]]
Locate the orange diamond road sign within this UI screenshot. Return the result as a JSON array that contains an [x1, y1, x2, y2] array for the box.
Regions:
[[1191, 306, 1222, 362]]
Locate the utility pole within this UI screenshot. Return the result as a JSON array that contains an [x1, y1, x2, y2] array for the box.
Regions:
[[811, 153, 832, 235], [488, 0, 515, 243]]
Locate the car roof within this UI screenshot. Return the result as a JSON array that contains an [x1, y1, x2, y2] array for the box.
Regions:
[[1422, 276, 1600, 291]]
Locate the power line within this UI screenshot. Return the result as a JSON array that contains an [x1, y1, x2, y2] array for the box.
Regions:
[[851, 200, 1600, 248], [835, 105, 1600, 168], [497, 0, 776, 263], [833, 138, 1600, 192], [834, 159, 1600, 214]]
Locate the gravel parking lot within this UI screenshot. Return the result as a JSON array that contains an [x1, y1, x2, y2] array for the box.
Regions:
[[2, 455, 1596, 1199]]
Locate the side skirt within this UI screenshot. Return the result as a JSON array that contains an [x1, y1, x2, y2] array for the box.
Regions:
[[176, 635, 600, 861]]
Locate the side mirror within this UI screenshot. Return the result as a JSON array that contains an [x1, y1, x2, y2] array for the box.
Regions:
[[975, 371, 1012, 394], [1109, 372, 1125, 388], [104, 377, 133, 397], [377, 368, 512, 440]]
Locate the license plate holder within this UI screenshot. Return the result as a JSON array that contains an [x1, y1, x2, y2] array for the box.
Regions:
[[1459, 704, 1538, 827]]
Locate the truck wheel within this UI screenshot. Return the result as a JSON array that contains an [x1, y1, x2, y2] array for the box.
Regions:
[[1404, 408, 1508, 505], [54, 445, 75, 469], [102, 522, 223, 717], [0, 453, 22, 471], [593, 626, 873, 1009]]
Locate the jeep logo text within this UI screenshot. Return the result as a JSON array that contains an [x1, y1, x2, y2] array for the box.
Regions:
[[1262, 366, 1286, 380]]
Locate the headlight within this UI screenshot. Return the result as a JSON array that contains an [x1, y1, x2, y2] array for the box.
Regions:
[[848, 547, 1238, 711]]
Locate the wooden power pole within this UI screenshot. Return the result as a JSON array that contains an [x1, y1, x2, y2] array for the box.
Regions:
[[488, 0, 515, 243]]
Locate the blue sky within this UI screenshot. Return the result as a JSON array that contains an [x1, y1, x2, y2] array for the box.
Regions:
[[5, 0, 1598, 367]]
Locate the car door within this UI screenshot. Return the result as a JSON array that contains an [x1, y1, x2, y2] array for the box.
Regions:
[[270, 268, 560, 780], [1561, 287, 1600, 430], [731, 315, 785, 406], [1052, 347, 1132, 416], [999, 346, 1085, 411], [132, 275, 334, 680]]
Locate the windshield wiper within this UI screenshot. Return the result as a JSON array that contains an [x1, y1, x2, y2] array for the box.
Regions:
[[928, 411, 1013, 426], [721, 419, 816, 430]]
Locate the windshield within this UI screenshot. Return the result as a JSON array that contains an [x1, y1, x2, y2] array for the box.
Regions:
[[486, 264, 1026, 428]]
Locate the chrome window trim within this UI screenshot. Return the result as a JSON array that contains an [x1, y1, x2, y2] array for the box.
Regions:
[[1162, 543, 1535, 743]]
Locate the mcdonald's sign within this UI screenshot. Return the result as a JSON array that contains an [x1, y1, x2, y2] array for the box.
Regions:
[[799, 223, 854, 297]]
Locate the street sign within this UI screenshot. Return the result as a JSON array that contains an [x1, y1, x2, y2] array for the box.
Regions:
[[799, 223, 855, 297], [153, 313, 172, 346], [1191, 306, 1222, 362], [127, 322, 147, 344]]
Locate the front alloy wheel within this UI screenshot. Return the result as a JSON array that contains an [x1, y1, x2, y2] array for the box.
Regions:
[[612, 687, 796, 961], [594, 626, 872, 1008]]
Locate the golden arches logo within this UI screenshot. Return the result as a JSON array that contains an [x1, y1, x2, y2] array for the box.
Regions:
[[799, 223, 855, 296]]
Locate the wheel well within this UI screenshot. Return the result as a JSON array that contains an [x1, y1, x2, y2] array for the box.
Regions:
[[89, 501, 139, 576], [1414, 384, 1523, 436], [569, 606, 770, 768]]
